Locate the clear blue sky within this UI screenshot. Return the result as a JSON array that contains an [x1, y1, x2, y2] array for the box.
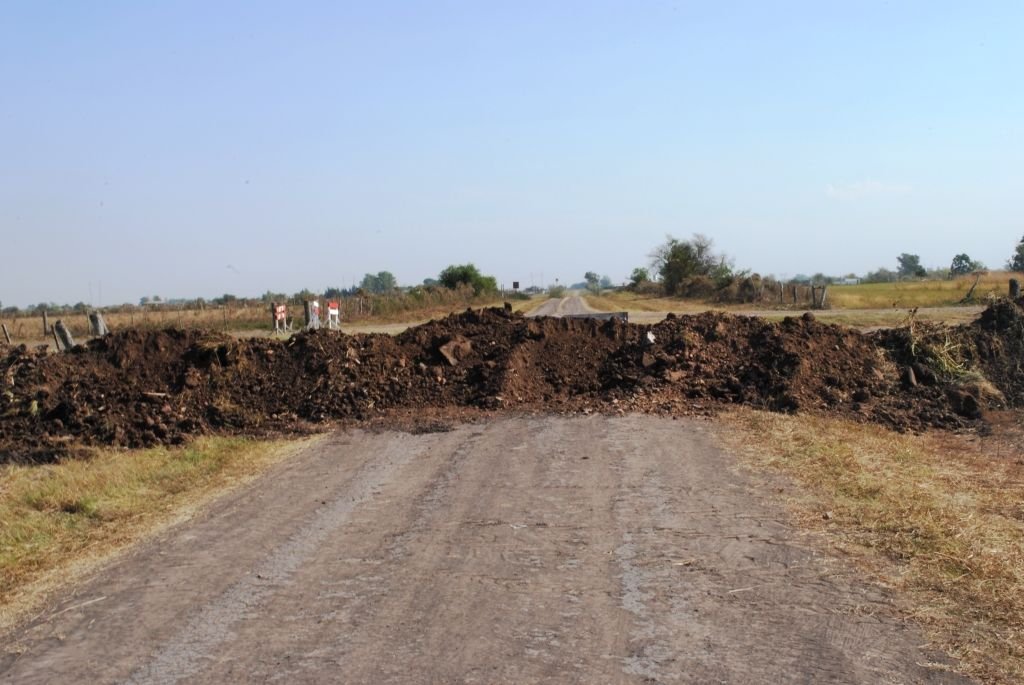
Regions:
[[2, 1, 1022, 306]]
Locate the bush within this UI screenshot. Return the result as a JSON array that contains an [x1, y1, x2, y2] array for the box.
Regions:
[[438, 264, 498, 296], [681, 275, 717, 298], [634, 280, 665, 296]]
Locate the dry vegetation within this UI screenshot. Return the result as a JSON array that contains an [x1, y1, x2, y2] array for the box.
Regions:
[[723, 409, 1024, 684], [582, 272, 1022, 326], [1, 293, 543, 347], [0, 435, 316, 629], [829, 271, 1023, 309], [582, 290, 985, 328], [580, 291, 710, 314]]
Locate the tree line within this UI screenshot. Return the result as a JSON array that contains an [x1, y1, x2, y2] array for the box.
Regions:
[[0, 263, 503, 317], [621, 234, 1024, 299]]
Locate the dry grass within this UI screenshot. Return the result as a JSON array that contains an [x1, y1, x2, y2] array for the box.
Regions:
[[829, 272, 1022, 309], [582, 291, 710, 313], [584, 292, 984, 329], [578, 274, 1022, 328], [796, 307, 984, 329], [722, 409, 1024, 684], [1, 296, 544, 347], [0, 435, 317, 629]]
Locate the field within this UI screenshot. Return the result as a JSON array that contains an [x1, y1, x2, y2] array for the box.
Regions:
[[582, 272, 1022, 328], [829, 271, 1023, 309], [582, 290, 983, 328]]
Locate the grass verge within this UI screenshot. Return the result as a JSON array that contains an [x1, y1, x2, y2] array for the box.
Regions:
[[721, 409, 1024, 684], [0, 435, 317, 629]]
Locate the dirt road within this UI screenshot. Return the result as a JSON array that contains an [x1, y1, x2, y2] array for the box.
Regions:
[[528, 294, 596, 317], [1, 416, 967, 684]]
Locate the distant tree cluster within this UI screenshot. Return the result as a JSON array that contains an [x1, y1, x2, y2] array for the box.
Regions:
[[438, 263, 497, 295], [896, 253, 927, 279], [629, 267, 649, 287], [582, 272, 613, 293], [359, 271, 397, 294], [949, 253, 985, 276], [861, 250, 989, 283], [650, 234, 739, 297]]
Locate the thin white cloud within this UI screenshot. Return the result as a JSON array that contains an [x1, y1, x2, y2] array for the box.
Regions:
[[825, 179, 912, 200]]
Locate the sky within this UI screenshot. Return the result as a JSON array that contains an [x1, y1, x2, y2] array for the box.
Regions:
[[2, 1, 1022, 307]]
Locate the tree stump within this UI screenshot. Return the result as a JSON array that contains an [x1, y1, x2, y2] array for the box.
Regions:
[[1011, 278, 1021, 299]]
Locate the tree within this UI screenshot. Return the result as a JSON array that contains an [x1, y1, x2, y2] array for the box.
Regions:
[[810, 273, 835, 285], [1008, 235, 1024, 272], [599, 275, 613, 289], [375, 271, 397, 292], [650, 234, 733, 296], [583, 271, 600, 293], [438, 263, 497, 295], [897, 253, 927, 279], [863, 267, 897, 284], [950, 253, 984, 276], [261, 290, 288, 303], [629, 267, 649, 287], [359, 271, 397, 294]]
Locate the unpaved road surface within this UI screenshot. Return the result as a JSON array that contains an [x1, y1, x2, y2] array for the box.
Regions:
[[528, 294, 596, 317], [1, 416, 968, 684]]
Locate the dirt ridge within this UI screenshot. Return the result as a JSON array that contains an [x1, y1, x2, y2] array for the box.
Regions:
[[1, 299, 1022, 463]]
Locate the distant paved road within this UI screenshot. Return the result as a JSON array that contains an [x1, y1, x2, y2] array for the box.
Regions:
[[0, 416, 967, 684], [527, 294, 596, 317]]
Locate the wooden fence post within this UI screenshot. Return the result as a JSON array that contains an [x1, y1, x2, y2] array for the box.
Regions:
[[42, 310, 49, 336], [1011, 278, 1021, 299], [1, 324, 10, 345]]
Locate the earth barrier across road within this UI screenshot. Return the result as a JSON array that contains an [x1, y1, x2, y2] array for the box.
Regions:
[[1, 415, 968, 684]]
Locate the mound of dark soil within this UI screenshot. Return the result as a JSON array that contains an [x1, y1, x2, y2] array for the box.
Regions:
[[2, 300, 1022, 463]]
